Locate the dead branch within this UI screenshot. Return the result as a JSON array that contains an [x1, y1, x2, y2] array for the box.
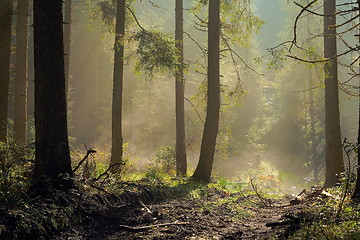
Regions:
[[72, 149, 97, 173], [250, 179, 269, 207], [93, 162, 125, 182], [118, 221, 190, 232], [184, 97, 205, 124], [291, 0, 318, 50], [125, 4, 145, 31]]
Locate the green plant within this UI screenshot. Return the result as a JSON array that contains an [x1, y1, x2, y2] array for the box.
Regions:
[[154, 145, 176, 174], [143, 165, 170, 185], [0, 140, 34, 205]]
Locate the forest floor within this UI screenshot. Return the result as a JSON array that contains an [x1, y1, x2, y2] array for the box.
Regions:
[[0, 179, 354, 240]]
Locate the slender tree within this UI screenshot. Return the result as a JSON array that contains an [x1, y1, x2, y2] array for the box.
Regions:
[[110, 0, 126, 171], [0, 0, 13, 144], [175, 0, 187, 177], [14, 0, 30, 145], [323, 0, 344, 187], [33, 0, 73, 183], [308, 68, 319, 182], [192, 0, 220, 182], [64, 0, 72, 100], [306, 11, 318, 184], [352, 1, 360, 200]]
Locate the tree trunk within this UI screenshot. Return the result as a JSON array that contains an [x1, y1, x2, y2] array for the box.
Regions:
[[308, 71, 318, 183], [191, 0, 220, 182], [64, 0, 71, 101], [33, 0, 73, 183], [14, 0, 30, 145], [352, 1, 360, 200], [0, 0, 13, 144], [175, 0, 187, 177], [307, 13, 318, 184], [110, 0, 126, 172], [323, 0, 344, 188]]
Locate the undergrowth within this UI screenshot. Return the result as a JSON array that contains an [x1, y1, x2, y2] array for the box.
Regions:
[[289, 177, 360, 240]]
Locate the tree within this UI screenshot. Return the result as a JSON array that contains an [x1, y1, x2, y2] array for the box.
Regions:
[[33, 0, 73, 183], [0, 0, 13, 144], [14, 0, 30, 145], [175, 0, 187, 177], [110, 0, 126, 171], [352, 1, 360, 200], [192, 0, 220, 182], [64, 0, 72, 100], [323, 0, 344, 187]]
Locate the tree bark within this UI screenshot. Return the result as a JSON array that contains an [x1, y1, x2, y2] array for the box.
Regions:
[[323, 0, 344, 188], [33, 0, 73, 182], [192, 0, 220, 182], [175, 0, 187, 177], [64, 0, 71, 101], [352, 1, 360, 200], [14, 0, 30, 145], [0, 0, 13, 144], [307, 13, 318, 184], [110, 0, 126, 172], [309, 71, 319, 183]]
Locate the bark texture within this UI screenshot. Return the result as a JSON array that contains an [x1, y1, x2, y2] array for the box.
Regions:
[[192, 0, 220, 182], [14, 0, 30, 145], [110, 0, 126, 171], [0, 0, 12, 143], [175, 0, 187, 177], [64, 0, 71, 101], [323, 0, 344, 188], [352, 1, 360, 200], [33, 0, 73, 182]]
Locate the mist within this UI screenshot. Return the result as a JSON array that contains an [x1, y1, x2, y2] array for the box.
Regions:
[[28, 0, 359, 190]]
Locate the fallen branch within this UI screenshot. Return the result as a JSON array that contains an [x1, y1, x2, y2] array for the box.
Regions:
[[250, 179, 269, 207], [93, 162, 125, 182], [72, 149, 97, 173], [118, 221, 189, 232]]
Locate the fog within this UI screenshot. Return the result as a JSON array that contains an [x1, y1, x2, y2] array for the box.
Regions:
[[46, 0, 358, 189]]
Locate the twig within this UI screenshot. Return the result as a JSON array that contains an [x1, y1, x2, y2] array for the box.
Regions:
[[118, 221, 189, 232], [89, 183, 108, 193], [250, 179, 269, 207], [291, 0, 318, 50], [93, 162, 125, 181], [336, 138, 354, 218], [72, 149, 97, 173], [125, 4, 145, 31], [184, 97, 205, 124]]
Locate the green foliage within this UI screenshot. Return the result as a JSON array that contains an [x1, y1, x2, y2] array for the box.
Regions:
[[220, 0, 263, 46], [0, 141, 34, 206], [143, 165, 169, 185], [193, 0, 263, 46], [154, 145, 176, 174], [290, 188, 360, 239], [88, 0, 136, 33], [133, 30, 185, 76]]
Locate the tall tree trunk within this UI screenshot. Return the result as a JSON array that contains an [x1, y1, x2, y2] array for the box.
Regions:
[[192, 0, 220, 182], [352, 1, 360, 200], [14, 0, 30, 145], [64, 0, 71, 101], [306, 11, 318, 184], [110, 0, 126, 172], [175, 0, 187, 177], [308, 70, 318, 183], [323, 0, 344, 188], [0, 0, 13, 144], [33, 0, 73, 183]]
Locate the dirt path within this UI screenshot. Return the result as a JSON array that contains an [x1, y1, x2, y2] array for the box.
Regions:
[[55, 192, 305, 240]]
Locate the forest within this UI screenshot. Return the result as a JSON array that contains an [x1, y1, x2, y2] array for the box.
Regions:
[[1, 0, 360, 239]]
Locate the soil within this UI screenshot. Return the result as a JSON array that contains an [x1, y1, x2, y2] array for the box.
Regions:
[[0, 183, 318, 240]]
